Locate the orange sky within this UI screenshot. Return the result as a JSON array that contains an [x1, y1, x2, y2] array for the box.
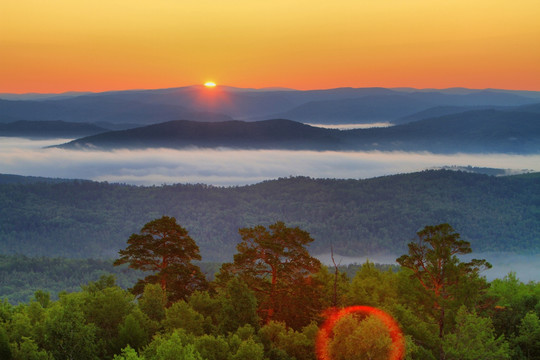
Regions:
[[1, 0, 539, 93]]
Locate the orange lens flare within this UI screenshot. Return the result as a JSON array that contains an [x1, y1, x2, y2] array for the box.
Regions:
[[316, 306, 405, 360]]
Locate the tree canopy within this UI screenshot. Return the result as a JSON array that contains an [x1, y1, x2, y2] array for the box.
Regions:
[[114, 216, 207, 303], [396, 223, 492, 359], [220, 221, 322, 327]]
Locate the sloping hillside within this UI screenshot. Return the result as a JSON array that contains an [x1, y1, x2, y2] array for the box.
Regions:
[[0, 170, 538, 261]]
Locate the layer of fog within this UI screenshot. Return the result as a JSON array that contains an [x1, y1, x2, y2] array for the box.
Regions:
[[2, 137, 538, 280], [1, 137, 539, 186], [317, 252, 540, 282], [306, 122, 392, 130]]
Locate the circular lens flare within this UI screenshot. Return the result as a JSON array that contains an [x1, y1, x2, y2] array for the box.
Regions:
[[316, 306, 405, 360]]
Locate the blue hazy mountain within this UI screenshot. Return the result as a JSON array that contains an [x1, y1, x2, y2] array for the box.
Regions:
[[0, 95, 232, 125], [1, 86, 538, 125], [56, 109, 540, 154], [57, 119, 342, 150], [341, 109, 540, 153], [275, 90, 538, 124], [0, 120, 109, 138], [394, 105, 504, 124]]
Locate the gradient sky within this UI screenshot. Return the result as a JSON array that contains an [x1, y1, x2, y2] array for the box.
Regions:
[[1, 0, 539, 93]]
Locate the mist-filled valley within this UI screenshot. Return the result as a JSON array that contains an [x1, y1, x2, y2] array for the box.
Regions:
[[1, 86, 540, 360], [1, 137, 539, 186], [4, 0, 540, 356]]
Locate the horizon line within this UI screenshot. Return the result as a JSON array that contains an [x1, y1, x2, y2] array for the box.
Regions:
[[2, 84, 540, 96]]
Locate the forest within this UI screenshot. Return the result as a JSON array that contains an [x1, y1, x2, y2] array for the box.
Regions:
[[0, 218, 539, 360], [1, 170, 539, 261]]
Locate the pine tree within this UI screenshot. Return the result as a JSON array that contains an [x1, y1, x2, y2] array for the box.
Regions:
[[114, 216, 207, 303]]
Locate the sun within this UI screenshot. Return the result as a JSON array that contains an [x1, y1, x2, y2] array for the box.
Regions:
[[204, 81, 217, 88]]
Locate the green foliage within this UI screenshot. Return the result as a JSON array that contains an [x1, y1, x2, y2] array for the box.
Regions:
[[0, 299, 13, 322], [442, 306, 511, 360], [10, 337, 52, 360], [142, 330, 202, 360], [115, 216, 208, 303], [231, 338, 264, 360], [139, 283, 167, 323], [2, 171, 539, 261], [259, 321, 317, 360], [345, 260, 398, 308], [218, 278, 260, 334], [43, 296, 98, 360], [7, 312, 33, 344], [312, 265, 350, 308], [390, 304, 438, 359], [220, 221, 321, 326], [0, 219, 538, 360], [328, 313, 392, 360], [0, 255, 143, 304], [397, 223, 491, 343], [188, 290, 221, 332], [163, 301, 205, 336], [33, 291, 50, 309], [117, 309, 151, 352], [489, 272, 540, 339], [80, 279, 136, 358], [515, 311, 540, 359], [0, 325, 12, 360], [193, 334, 230, 360], [113, 345, 143, 360], [26, 301, 46, 326]]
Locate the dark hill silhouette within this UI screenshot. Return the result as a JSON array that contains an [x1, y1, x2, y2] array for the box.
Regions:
[[57, 110, 540, 154], [0, 120, 109, 138], [343, 110, 540, 153], [393, 105, 504, 124], [516, 102, 540, 114], [57, 119, 342, 150]]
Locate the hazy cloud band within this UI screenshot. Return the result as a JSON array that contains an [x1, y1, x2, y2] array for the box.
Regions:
[[1, 137, 539, 186]]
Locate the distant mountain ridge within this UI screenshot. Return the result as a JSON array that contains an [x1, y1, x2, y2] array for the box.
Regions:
[[56, 110, 540, 154], [276, 90, 538, 124], [57, 119, 342, 150], [1, 86, 539, 126], [0, 120, 109, 138]]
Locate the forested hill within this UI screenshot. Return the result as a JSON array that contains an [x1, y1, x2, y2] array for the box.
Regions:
[[0, 170, 539, 261], [56, 110, 540, 153], [57, 119, 342, 150]]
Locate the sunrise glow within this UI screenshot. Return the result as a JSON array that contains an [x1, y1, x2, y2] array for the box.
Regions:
[[1, 0, 539, 93], [204, 82, 217, 88]]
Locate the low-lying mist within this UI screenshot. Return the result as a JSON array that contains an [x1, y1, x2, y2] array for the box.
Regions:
[[1, 137, 539, 186], [306, 122, 392, 130], [317, 252, 540, 282], [2, 136, 539, 281]]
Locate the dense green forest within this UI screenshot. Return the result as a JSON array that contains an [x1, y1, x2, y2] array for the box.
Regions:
[[0, 220, 538, 360], [0, 256, 224, 304], [0, 256, 388, 304], [0, 170, 539, 261]]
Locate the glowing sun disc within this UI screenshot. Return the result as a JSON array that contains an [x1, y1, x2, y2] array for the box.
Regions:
[[204, 81, 217, 87]]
